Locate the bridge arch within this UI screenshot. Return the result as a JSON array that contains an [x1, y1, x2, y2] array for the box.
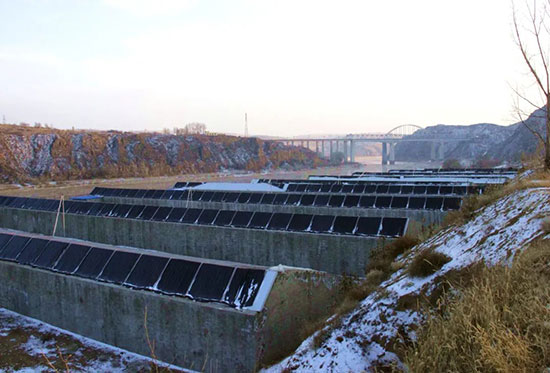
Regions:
[[386, 124, 422, 136]]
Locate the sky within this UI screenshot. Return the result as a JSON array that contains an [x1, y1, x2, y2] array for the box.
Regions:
[[0, 0, 537, 136]]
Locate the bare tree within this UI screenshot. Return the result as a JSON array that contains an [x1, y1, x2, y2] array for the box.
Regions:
[[512, 0, 550, 169]]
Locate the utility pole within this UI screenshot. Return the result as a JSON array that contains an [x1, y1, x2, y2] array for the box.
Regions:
[[244, 112, 248, 137]]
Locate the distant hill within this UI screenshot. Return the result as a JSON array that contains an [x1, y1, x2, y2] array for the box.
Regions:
[[0, 125, 326, 183], [395, 108, 545, 163]]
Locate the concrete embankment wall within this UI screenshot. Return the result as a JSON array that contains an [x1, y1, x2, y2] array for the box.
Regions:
[[0, 208, 380, 275], [0, 260, 259, 371], [100, 196, 446, 225]]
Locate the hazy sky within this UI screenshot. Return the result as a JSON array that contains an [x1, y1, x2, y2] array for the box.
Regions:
[[0, 0, 534, 136]]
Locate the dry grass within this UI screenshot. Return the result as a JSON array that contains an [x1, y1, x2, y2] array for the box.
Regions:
[[404, 239, 550, 373], [407, 247, 451, 278]]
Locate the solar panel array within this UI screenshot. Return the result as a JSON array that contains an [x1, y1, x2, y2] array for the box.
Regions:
[[0, 196, 408, 237], [256, 178, 487, 190], [0, 230, 267, 309], [90, 187, 462, 211], [173, 181, 204, 189]]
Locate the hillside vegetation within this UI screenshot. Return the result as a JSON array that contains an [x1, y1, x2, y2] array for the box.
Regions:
[[0, 124, 325, 183], [265, 170, 550, 372]]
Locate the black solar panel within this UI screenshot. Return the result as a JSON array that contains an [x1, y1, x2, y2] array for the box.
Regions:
[[200, 191, 214, 202], [223, 193, 239, 203], [126, 205, 145, 219], [341, 185, 354, 193], [211, 192, 225, 202], [75, 247, 114, 279], [224, 268, 265, 307], [151, 207, 173, 222], [17, 238, 50, 265], [375, 196, 392, 208], [352, 185, 366, 193], [388, 185, 401, 194], [364, 185, 377, 193], [425, 197, 444, 210], [33, 241, 69, 269], [98, 203, 116, 216], [330, 185, 342, 193], [310, 215, 335, 233], [306, 184, 321, 192], [231, 211, 253, 227], [359, 195, 376, 208], [355, 217, 382, 236], [0, 235, 30, 260], [285, 194, 301, 206], [267, 213, 292, 230], [273, 194, 288, 205], [87, 203, 104, 216], [165, 208, 187, 223], [313, 194, 329, 206], [391, 197, 408, 209], [125, 255, 169, 289], [98, 251, 140, 284], [191, 191, 204, 201], [400, 186, 413, 194], [260, 194, 276, 204], [197, 209, 219, 225], [157, 259, 200, 295], [328, 195, 345, 207], [188, 264, 234, 301], [376, 185, 389, 193], [408, 197, 426, 209], [248, 212, 272, 229], [247, 193, 262, 204], [237, 193, 251, 203], [53, 244, 91, 273], [181, 208, 202, 224], [413, 185, 427, 194], [0, 233, 13, 252], [332, 216, 358, 235], [137, 206, 159, 220], [110, 204, 132, 218], [287, 214, 313, 231], [427, 186, 439, 195], [380, 218, 407, 237], [213, 210, 235, 226], [343, 195, 360, 208]]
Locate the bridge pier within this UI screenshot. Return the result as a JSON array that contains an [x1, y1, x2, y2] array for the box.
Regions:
[[321, 141, 325, 158], [389, 143, 396, 165], [350, 139, 355, 163], [343, 141, 348, 163], [382, 142, 388, 165]]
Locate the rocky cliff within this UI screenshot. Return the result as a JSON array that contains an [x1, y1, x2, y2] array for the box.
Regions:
[[0, 125, 325, 182], [395, 108, 546, 163]]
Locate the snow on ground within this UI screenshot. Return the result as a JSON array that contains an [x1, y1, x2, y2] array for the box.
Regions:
[[0, 308, 192, 372], [264, 187, 550, 372]]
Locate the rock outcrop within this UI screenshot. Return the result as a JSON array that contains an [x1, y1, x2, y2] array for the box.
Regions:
[[0, 125, 325, 182], [395, 108, 546, 163]]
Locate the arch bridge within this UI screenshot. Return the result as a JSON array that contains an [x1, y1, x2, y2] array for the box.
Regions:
[[276, 125, 471, 165]]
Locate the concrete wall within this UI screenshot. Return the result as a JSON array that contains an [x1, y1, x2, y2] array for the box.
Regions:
[[100, 196, 446, 225], [0, 260, 260, 372], [0, 208, 382, 276]]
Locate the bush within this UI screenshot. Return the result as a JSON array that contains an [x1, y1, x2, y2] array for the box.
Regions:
[[408, 248, 451, 277]]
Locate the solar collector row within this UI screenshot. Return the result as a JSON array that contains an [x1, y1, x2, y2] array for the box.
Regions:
[[0, 231, 265, 309], [90, 187, 462, 210], [0, 196, 408, 237], [168, 184, 477, 195], [256, 178, 488, 188]]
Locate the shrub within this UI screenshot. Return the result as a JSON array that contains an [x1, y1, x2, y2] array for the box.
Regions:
[[408, 248, 451, 278]]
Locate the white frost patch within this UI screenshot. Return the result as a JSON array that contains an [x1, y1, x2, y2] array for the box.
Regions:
[[20, 335, 57, 358], [0, 308, 192, 372], [180, 182, 284, 192], [264, 187, 550, 372]]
